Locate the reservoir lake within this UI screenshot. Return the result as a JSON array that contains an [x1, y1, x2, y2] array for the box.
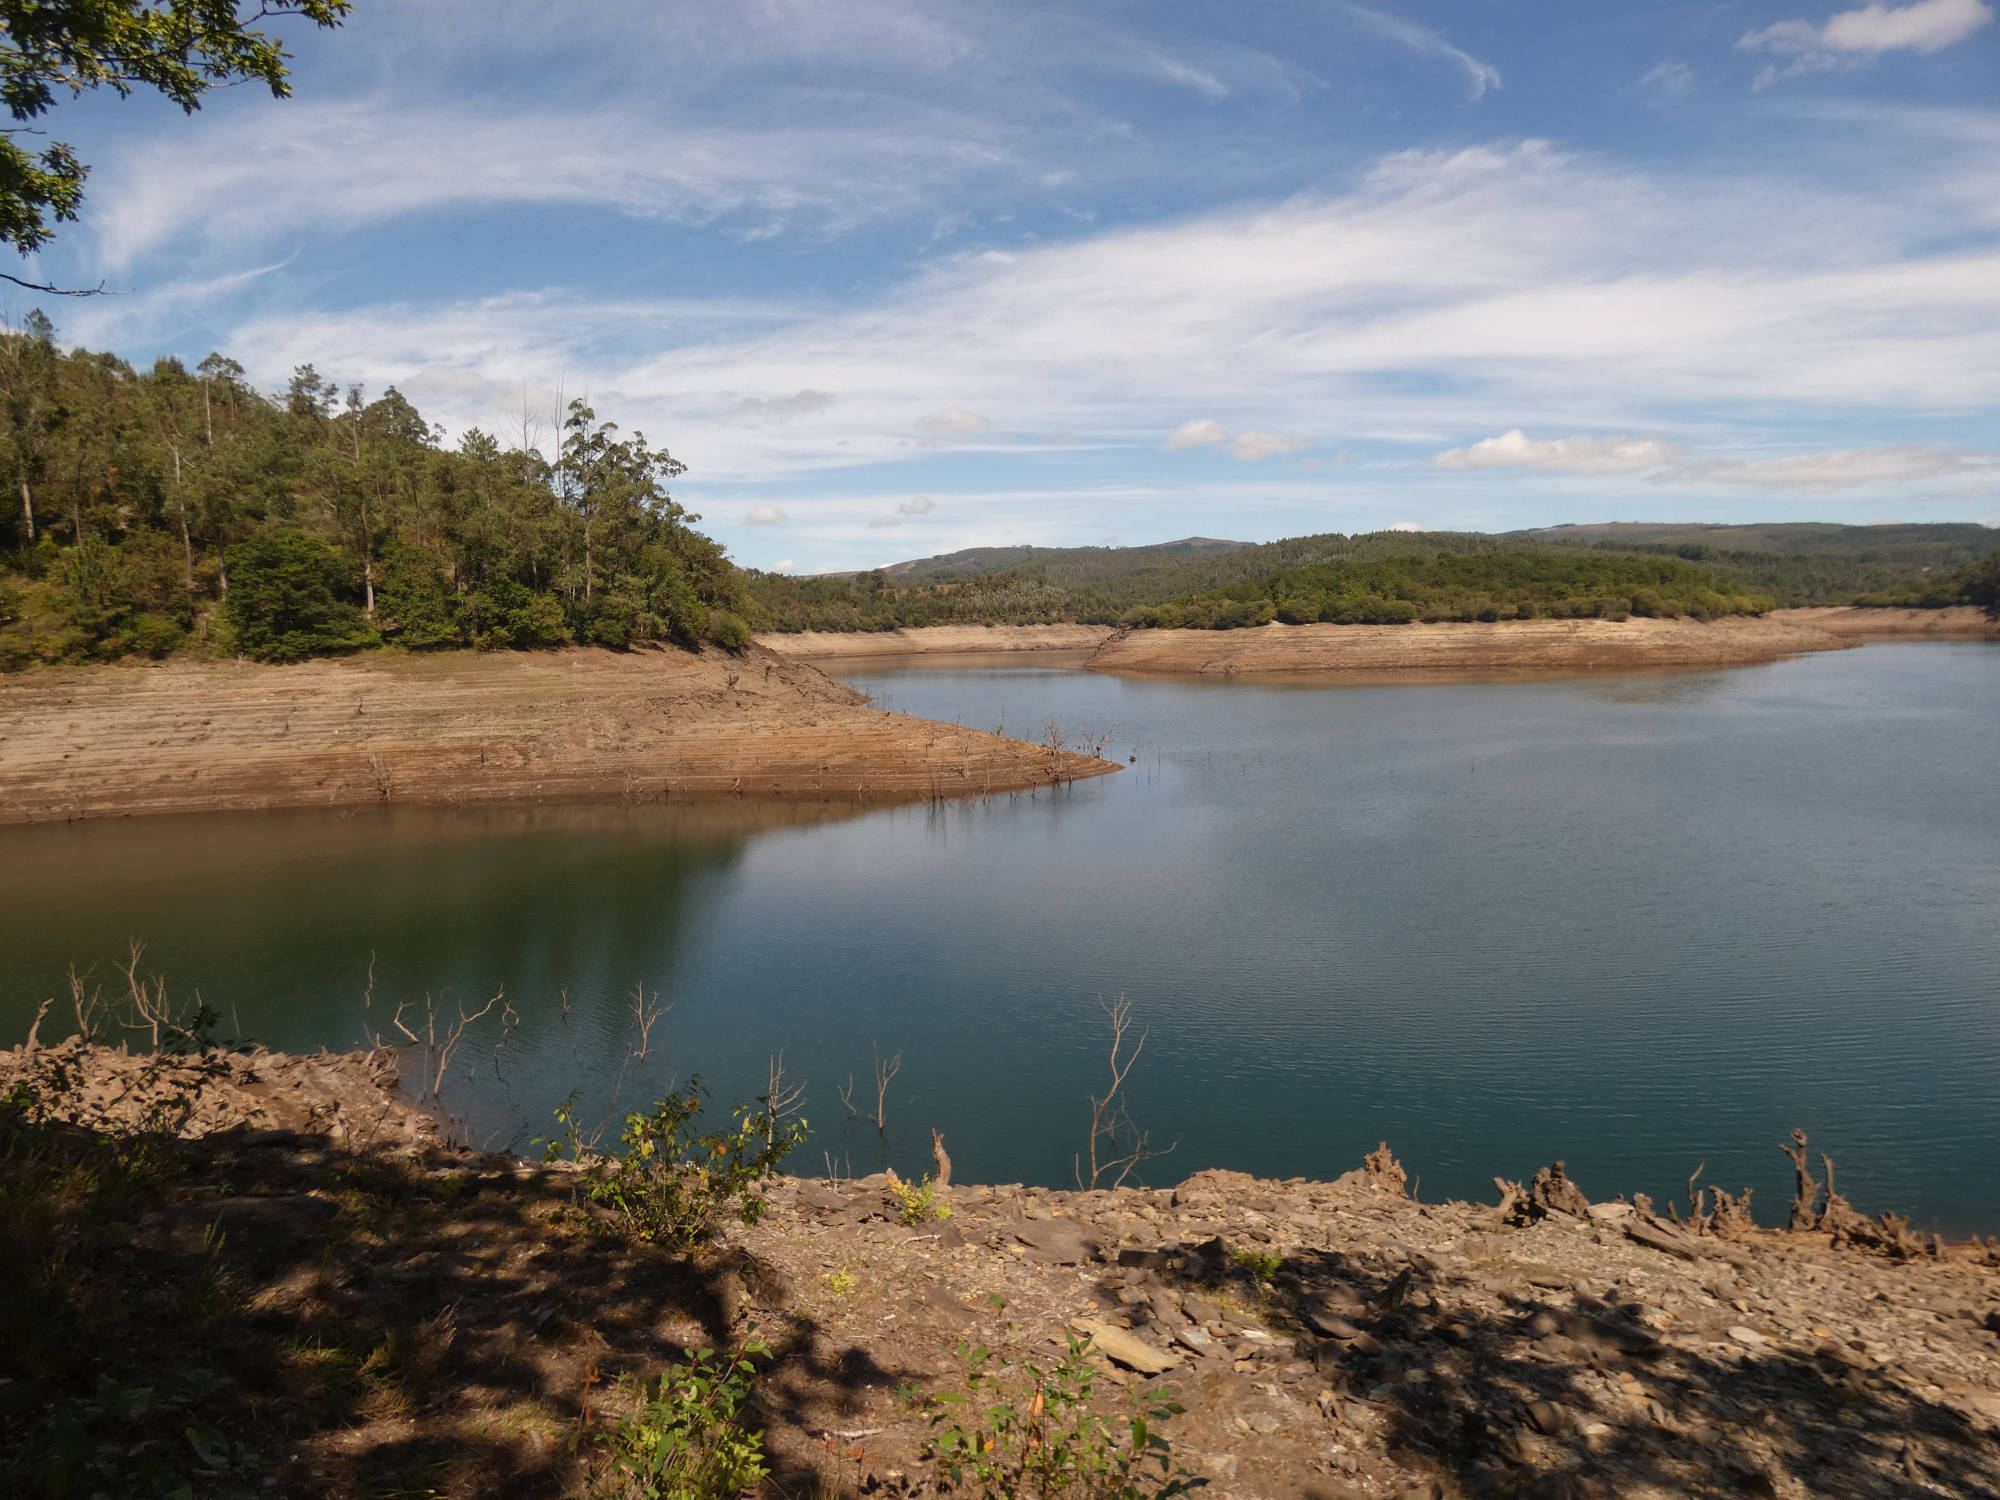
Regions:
[[6, 641, 1998, 1232]]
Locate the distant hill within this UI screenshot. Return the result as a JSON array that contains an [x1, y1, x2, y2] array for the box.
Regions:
[[745, 522, 2000, 632], [875, 536, 1246, 583], [1508, 522, 1997, 605]]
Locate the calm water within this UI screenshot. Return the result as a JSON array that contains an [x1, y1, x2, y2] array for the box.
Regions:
[[6, 643, 1998, 1232]]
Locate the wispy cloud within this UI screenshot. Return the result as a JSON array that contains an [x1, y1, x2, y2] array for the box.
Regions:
[[1335, 2, 1502, 98], [1165, 418, 1229, 450], [1656, 443, 2000, 491], [745, 504, 789, 525], [1740, 0, 1994, 85]]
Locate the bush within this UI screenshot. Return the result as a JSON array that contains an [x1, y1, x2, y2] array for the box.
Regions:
[[705, 610, 752, 650], [224, 530, 376, 663], [545, 1080, 805, 1250], [596, 1339, 772, 1500], [922, 1334, 1201, 1500]]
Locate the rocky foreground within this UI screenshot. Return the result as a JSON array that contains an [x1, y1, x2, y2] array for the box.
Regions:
[[4, 1044, 1998, 1499]]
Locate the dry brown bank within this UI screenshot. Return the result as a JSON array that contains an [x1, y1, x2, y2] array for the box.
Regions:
[[0, 643, 1115, 826], [1774, 606, 2000, 640], [6, 1041, 1998, 1500], [1086, 615, 1852, 677], [756, 623, 1117, 657]]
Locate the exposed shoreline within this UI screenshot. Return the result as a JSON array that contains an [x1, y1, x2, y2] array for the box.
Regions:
[[763, 609, 1996, 678], [0, 642, 1116, 827], [7, 1039, 1998, 1499]]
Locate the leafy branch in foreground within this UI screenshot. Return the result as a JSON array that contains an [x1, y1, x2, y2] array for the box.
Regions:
[[591, 1337, 772, 1500], [923, 1333, 1204, 1500], [543, 1079, 806, 1250]]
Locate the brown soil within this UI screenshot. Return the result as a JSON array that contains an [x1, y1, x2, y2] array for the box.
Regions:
[[1773, 606, 2000, 640], [1084, 616, 1852, 678], [7, 1043, 1996, 1500], [757, 624, 1118, 657], [0, 643, 1116, 825]]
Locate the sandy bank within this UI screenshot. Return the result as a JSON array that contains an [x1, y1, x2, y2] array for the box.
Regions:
[[0, 643, 1116, 825], [755, 623, 1117, 657], [1085, 614, 1852, 677], [1774, 605, 2000, 640]]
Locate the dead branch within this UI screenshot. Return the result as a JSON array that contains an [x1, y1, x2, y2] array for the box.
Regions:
[[765, 1052, 807, 1147], [1078, 994, 1172, 1190], [931, 1129, 952, 1191], [629, 984, 669, 1063]]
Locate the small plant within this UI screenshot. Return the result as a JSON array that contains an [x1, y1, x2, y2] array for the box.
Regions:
[[1228, 1247, 1282, 1282], [922, 1334, 1204, 1499], [826, 1267, 858, 1297], [886, 1167, 953, 1226], [545, 1080, 806, 1250], [596, 1338, 772, 1500]]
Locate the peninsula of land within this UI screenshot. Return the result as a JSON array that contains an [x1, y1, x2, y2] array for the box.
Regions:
[[0, 642, 1116, 826]]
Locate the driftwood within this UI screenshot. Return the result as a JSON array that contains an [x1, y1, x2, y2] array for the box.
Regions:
[[1779, 1129, 1932, 1259]]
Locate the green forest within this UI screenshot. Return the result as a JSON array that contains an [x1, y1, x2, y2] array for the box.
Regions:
[[0, 318, 750, 669], [1125, 551, 1774, 629]]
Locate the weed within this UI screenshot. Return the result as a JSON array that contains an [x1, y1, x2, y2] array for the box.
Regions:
[[594, 1337, 772, 1500], [827, 1267, 858, 1297], [1228, 1247, 1282, 1282], [544, 1079, 806, 1250], [922, 1334, 1204, 1499], [886, 1167, 953, 1226]]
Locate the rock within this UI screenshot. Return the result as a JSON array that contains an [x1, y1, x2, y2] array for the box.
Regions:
[[1586, 1201, 1634, 1222], [1729, 1325, 1771, 1349], [1526, 1399, 1575, 1437], [1525, 1310, 1561, 1339], [796, 1183, 847, 1213], [1625, 1219, 1704, 1262], [1246, 1412, 1282, 1434], [1303, 1302, 1366, 1339], [1013, 1218, 1099, 1264], [1116, 1247, 1172, 1271], [1070, 1318, 1180, 1375], [1174, 1326, 1213, 1353]]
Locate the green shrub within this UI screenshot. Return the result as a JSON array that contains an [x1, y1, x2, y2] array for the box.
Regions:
[[224, 529, 376, 663], [596, 1339, 772, 1500], [705, 610, 752, 650], [545, 1080, 805, 1250], [886, 1169, 952, 1226], [922, 1334, 1201, 1499]]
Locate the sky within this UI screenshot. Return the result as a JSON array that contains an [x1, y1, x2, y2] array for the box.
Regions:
[[14, 0, 2000, 573]]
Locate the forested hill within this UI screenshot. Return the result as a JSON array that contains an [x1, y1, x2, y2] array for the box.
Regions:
[[0, 320, 751, 668], [746, 523, 1999, 632]]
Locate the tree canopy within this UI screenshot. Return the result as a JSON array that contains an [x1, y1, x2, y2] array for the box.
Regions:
[[1, 0, 349, 287], [0, 325, 753, 667]]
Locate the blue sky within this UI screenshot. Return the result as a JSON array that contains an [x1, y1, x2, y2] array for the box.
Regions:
[[16, 0, 2000, 572]]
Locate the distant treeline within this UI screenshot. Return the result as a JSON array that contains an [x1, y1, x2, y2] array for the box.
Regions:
[[1124, 552, 1774, 629], [0, 318, 750, 668]]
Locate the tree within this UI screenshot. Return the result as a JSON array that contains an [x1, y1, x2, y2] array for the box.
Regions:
[[1962, 550, 2000, 618], [1, 0, 351, 291]]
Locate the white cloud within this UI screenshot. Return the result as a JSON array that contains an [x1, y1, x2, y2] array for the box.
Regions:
[[1435, 430, 1684, 474], [896, 495, 937, 514], [745, 504, 789, 525], [1638, 58, 1695, 95], [919, 406, 989, 433], [208, 137, 2000, 500], [1140, 48, 1229, 101], [732, 390, 834, 423], [1337, 3, 1502, 99], [1386, 521, 1426, 532], [1165, 418, 1230, 450], [1740, 0, 1993, 84], [1229, 431, 1310, 461], [1656, 443, 2000, 491], [771, 559, 797, 574], [867, 515, 903, 528]]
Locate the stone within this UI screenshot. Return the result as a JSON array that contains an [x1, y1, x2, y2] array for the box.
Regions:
[[1587, 1201, 1634, 1222], [1729, 1325, 1771, 1349], [1013, 1218, 1099, 1264], [1304, 1306, 1365, 1340], [1526, 1399, 1574, 1437], [1070, 1318, 1180, 1375], [796, 1183, 847, 1213]]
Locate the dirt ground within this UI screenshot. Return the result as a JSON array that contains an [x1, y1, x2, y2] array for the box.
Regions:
[[1080, 617, 1856, 678], [5, 1043, 1996, 1500], [0, 641, 1117, 825], [1771, 607, 2000, 640]]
